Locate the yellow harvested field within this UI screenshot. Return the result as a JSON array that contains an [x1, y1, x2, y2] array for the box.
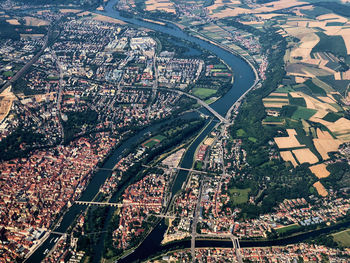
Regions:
[[255, 13, 283, 20], [274, 129, 305, 149], [270, 92, 289, 97], [0, 87, 16, 123], [295, 92, 339, 112], [308, 21, 327, 28], [317, 96, 335, 103], [292, 148, 319, 164], [24, 16, 49, 26], [37, 10, 50, 15], [292, 5, 314, 16], [316, 128, 332, 140], [263, 102, 288, 108], [282, 26, 315, 38], [241, 21, 264, 26], [309, 117, 350, 142], [207, 0, 240, 12], [313, 181, 328, 197], [317, 13, 348, 23], [145, 0, 176, 14], [262, 98, 289, 102], [6, 19, 20, 25], [92, 14, 126, 24], [310, 163, 330, 179], [312, 110, 328, 119], [211, 7, 252, 18], [289, 92, 303, 98], [304, 97, 316, 109], [260, 0, 308, 11], [341, 29, 350, 55], [290, 33, 320, 60], [78, 11, 126, 24], [59, 9, 82, 13], [314, 135, 341, 160], [280, 151, 298, 167], [295, 77, 306, 83]]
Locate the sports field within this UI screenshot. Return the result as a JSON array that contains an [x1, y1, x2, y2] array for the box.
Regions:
[[142, 135, 166, 148]]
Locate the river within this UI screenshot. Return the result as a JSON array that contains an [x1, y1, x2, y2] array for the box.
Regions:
[[26, 0, 258, 261]]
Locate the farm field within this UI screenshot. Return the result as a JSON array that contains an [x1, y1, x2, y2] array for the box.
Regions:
[[280, 151, 298, 167], [313, 181, 328, 197], [309, 163, 330, 179], [274, 129, 305, 149], [145, 0, 176, 14]]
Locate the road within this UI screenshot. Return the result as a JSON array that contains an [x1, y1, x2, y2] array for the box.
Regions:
[[51, 51, 65, 144], [172, 88, 228, 123], [147, 54, 158, 120]]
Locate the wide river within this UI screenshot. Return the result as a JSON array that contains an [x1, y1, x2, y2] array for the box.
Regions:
[[26, 0, 257, 262]]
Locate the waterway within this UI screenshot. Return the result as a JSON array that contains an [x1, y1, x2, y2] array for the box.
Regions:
[[26, 0, 258, 261], [121, 219, 350, 263]]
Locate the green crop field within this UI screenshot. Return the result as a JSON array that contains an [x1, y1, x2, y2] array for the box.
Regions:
[[304, 79, 327, 96], [228, 188, 250, 205], [326, 22, 345, 26], [322, 112, 342, 122], [312, 32, 347, 57], [192, 87, 217, 99], [291, 107, 317, 120], [289, 97, 306, 107], [275, 86, 294, 93]]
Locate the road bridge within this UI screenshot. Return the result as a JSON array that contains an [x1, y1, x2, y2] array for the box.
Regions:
[[51, 231, 65, 235], [149, 214, 178, 219], [124, 86, 228, 123], [170, 89, 228, 124], [232, 236, 243, 263], [75, 201, 162, 208], [142, 165, 213, 175], [96, 168, 114, 171]]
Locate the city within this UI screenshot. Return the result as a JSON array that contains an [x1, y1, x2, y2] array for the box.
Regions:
[[0, 0, 350, 262]]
